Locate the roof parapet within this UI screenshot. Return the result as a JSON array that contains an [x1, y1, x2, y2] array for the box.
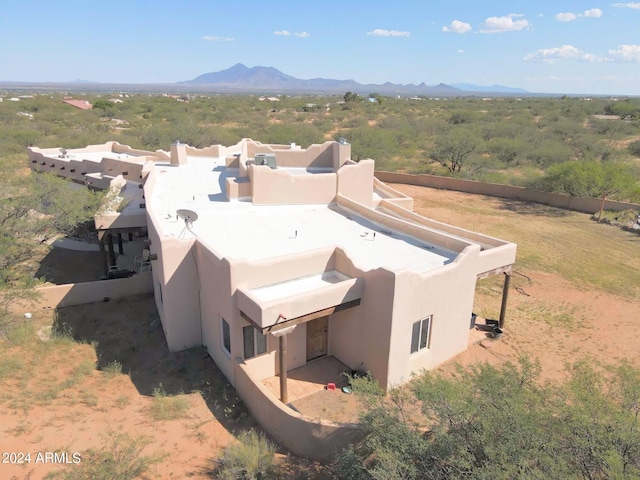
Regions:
[[170, 141, 188, 166]]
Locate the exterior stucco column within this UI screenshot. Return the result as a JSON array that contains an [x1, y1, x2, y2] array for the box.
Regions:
[[271, 325, 297, 404]]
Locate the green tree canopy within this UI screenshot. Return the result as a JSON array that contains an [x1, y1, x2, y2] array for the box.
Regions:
[[535, 159, 637, 198]]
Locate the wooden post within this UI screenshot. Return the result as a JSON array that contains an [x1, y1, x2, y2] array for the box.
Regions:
[[598, 191, 607, 223], [499, 273, 511, 329], [99, 235, 108, 275], [271, 325, 296, 404], [279, 334, 288, 404], [107, 233, 116, 268], [117, 233, 124, 255]]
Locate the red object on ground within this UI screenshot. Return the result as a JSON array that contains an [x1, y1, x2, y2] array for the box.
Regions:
[[326, 383, 336, 390]]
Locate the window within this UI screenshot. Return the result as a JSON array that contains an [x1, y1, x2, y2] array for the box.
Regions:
[[222, 318, 231, 355], [410, 316, 432, 353], [243, 326, 267, 359]]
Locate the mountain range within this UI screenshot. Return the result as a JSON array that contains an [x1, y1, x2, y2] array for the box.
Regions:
[[181, 63, 527, 96], [0, 64, 528, 96]]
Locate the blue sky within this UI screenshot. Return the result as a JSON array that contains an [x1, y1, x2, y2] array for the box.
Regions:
[[1, 1, 639, 94]]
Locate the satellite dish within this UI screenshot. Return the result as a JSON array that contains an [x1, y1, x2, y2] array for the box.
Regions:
[[176, 209, 198, 223]]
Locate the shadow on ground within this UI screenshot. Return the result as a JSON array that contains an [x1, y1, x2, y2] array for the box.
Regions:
[[496, 198, 572, 218], [35, 247, 106, 284], [53, 293, 254, 433]]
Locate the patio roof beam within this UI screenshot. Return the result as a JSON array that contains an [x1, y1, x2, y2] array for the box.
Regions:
[[241, 299, 361, 336], [477, 264, 513, 280], [97, 226, 147, 241]]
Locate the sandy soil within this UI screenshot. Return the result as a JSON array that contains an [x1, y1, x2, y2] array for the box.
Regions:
[[0, 296, 255, 479]]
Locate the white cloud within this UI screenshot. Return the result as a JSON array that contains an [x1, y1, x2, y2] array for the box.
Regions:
[[607, 44, 640, 62], [555, 9, 602, 22], [555, 12, 577, 22], [442, 20, 472, 33], [479, 15, 530, 33], [457, 49, 464, 54], [524, 45, 600, 62], [275, 30, 310, 38], [612, 2, 640, 9], [583, 8, 603, 17], [202, 35, 234, 42], [367, 28, 410, 37]]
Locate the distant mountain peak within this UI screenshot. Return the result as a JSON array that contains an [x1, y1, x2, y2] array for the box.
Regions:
[[180, 64, 526, 95]]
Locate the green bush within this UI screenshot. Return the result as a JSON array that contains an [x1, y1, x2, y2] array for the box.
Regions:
[[216, 429, 277, 480]]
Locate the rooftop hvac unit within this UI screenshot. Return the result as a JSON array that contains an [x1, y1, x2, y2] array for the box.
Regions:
[[254, 153, 277, 169]]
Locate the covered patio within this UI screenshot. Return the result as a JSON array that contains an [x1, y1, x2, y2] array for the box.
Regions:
[[262, 355, 350, 404]]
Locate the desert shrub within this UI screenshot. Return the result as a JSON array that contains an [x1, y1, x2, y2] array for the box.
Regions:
[[46, 431, 165, 480], [628, 139, 640, 157], [149, 385, 190, 420], [216, 429, 277, 480]]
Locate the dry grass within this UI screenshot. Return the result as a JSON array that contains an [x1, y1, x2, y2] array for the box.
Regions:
[[399, 184, 640, 300]]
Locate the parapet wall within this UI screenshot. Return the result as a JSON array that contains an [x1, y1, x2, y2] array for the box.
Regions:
[[375, 171, 640, 214]]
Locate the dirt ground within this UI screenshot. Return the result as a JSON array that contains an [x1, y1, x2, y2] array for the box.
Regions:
[[0, 295, 258, 479], [2, 185, 639, 479]]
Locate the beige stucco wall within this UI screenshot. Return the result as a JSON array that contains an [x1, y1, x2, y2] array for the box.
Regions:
[[234, 359, 362, 462], [389, 245, 481, 387], [328, 262, 396, 387], [144, 169, 201, 352], [193, 241, 237, 384], [225, 177, 251, 199], [10, 272, 153, 313], [246, 141, 336, 169], [250, 166, 337, 205], [336, 160, 374, 208]]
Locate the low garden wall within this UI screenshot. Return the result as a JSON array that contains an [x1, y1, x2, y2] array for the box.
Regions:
[[374, 171, 640, 214], [11, 271, 153, 313], [233, 359, 362, 462]]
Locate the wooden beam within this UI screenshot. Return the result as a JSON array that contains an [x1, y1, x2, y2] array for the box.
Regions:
[[241, 299, 361, 335], [97, 226, 147, 241], [477, 264, 513, 280]]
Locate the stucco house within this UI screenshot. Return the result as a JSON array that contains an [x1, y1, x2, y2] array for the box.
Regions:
[[28, 138, 516, 457]]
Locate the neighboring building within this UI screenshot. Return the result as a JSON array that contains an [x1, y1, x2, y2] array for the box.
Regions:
[[63, 99, 93, 110], [28, 138, 516, 397]]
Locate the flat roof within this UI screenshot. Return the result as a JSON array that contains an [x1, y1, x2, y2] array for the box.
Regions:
[[250, 271, 351, 302], [148, 157, 456, 273], [43, 150, 145, 163]]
